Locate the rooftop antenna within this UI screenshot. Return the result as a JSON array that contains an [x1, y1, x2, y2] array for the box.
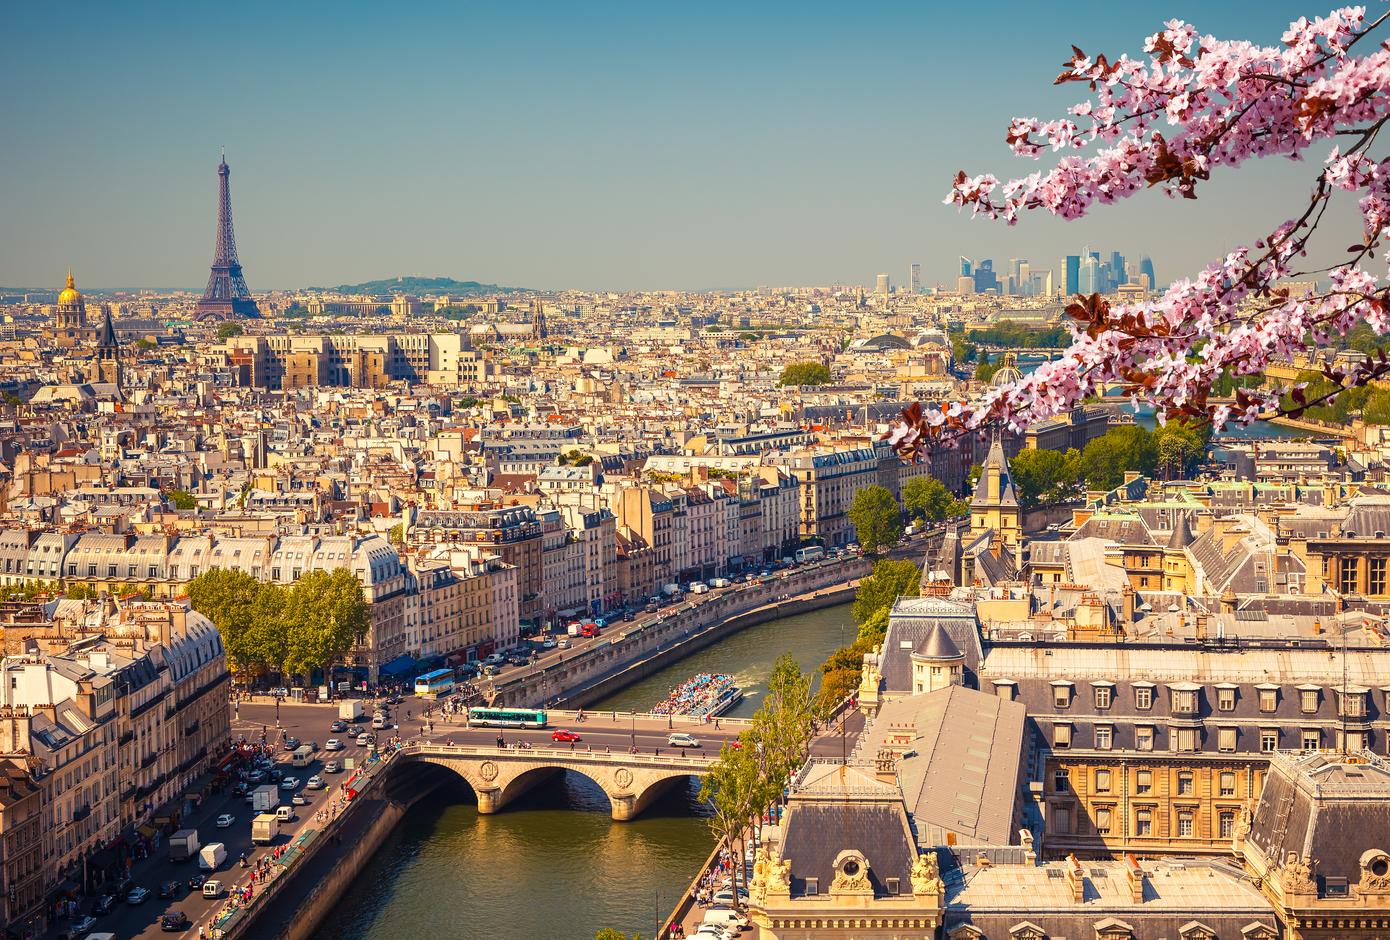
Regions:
[[1341, 609, 1350, 759]]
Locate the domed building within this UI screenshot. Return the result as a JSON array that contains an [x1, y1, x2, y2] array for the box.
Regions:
[[989, 350, 1023, 387], [53, 270, 89, 347]]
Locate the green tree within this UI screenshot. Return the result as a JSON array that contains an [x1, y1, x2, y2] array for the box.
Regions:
[[1078, 425, 1158, 490], [975, 359, 1001, 383], [133, 338, 157, 351], [188, 570, 268, 678], [280, 569, 369, 680], [65, 583, 96, 600], [595, 930, 645, 940], [1010, 448, 1083, 508], [1152, 423, 1209, 479], [699, 736, 762, 909], [1365, 389, 1390, 425], [777, 361, 832, 387], [847, 485, 903, 554], [217, 322, 244, 341], [901, 477, 967, 523], [167, 489, 198, 511], [387, 523, 404, 546], [851, 558, 921, 627]]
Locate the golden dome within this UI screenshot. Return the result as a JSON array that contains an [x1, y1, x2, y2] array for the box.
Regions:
[[57, 270, 82, 306]]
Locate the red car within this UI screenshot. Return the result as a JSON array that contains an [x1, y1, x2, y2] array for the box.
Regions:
[[551, 729, 582, 742]]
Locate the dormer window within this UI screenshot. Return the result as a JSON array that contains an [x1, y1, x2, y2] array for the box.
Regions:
[[1299, 687, 1320, 714], [1170, 684, 1199, 714], [1052, 681, 1073, 710]]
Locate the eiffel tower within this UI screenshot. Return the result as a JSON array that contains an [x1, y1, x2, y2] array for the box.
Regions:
[[195, 154, 260, 319]]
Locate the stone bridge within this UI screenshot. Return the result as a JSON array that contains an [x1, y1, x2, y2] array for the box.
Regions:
[[397, 742, 716, 820]]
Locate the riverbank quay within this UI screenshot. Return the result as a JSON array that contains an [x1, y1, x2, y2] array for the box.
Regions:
[[493, 566, 866, 710]]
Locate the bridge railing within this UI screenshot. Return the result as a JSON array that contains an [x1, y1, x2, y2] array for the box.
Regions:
[[399, 741, 716, 767], [544, 708, 755, 728]]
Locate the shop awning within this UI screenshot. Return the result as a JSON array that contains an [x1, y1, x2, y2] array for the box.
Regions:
[[379, 655, 417, 677]]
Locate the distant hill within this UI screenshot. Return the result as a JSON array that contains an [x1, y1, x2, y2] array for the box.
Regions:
[[316, 276, 522, 296]]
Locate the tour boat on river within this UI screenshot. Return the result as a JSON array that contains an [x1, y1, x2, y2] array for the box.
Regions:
[[651, 673, 743, 719]]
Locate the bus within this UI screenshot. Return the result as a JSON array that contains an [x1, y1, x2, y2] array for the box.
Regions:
[[467, 707, 548, 729], [794, 545, 826, 564], [414, 669, 456, 698]]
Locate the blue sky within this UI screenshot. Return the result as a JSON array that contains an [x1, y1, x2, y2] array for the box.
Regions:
[[0, 1, 1359, 291]]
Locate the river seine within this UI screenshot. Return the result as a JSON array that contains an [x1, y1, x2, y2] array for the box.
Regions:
[[311, 601, 856, 940]]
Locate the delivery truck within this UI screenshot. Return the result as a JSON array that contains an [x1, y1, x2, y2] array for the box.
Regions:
[[169, 829, 200, 862], [339, 700, 364, 722], [198, 842, 227, 871], [251, 784, 278, 813], [251, 813, 280, 845]]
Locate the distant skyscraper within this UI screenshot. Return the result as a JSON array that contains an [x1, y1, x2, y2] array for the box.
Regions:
[[973, 259, 998, 294], [1062, 255, 1080, 296], [196, 155, 260, 319], [908, 263, 921, 294], [875, 273, 891, 298], [1140, 256, 1156, 289], [1110, 251, 1126, 287], [956, 276, 975, 295], [959, 256, 973, 278], [1079, 255, 1099, 294]]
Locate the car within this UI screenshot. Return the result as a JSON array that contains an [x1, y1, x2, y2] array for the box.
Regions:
[[246, 770, 265, 783], [325, 738, 344, 751], [112, 875, 134, 897], [330, 719, 348, 733], [158, 880, 184, 899], [92, 895, 116, 915], [231, 782, 248, 797], [551, 729, 581, 742], [187, 873, 206, 890], [71, 915, 97, 934], [269, 687, 289, 697], [126, 886, 150, 905], [540, 638, 556, 649], [160, 911, 192, 932], [667, 733, 701, 748], [268, 767, 285, 782], [216, 813, 235, 828], [324, 760, 340, 773], [280, 776, 300, 790], [306, 775, 324, 789], [283, 736, 301, 751], [305, 740, 318, 752], [387, 695, 403, 705], [371, 716, 388, 730], [356, 732, 372, 746], [291, 793, 310, 805], [557, 638, 572, 649], [711, 887, 749, 906]]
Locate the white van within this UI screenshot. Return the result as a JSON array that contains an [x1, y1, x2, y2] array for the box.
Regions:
[[667, 732, 701, 748], [202, 880, 223, 899], [275, 806, 294, 822], [703, 907, 749, 930]]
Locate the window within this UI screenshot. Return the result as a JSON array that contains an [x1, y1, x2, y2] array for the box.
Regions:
[[1342, 691, 1368, 718], [1054, 685, 1072, 709], [1220, 772, 1237, 797], [1178, 811, 1195, 837], [1054, 725, 1072, 749], [1050, 806, 1072, 834], [1054, 769, 1069, 793], [1095, 806, 1113, 835], [1217, 688, 1236, 711], [1372, 558, 1388, 595], [804, 877, 819, 896], [1261, 729, 1279, 752], [1177, 772, 1194, 796], [1095, 769, 1112, 793], [1172, 689, 1197, 713], [885, 877, 899, 895], [1218, 727, 1237, 753], [1135, 686, 1153, 710], [1094, 686, 1112, 709], [1174, 727, 1199, 752], [1136, 770, 1153, 794], [1302, 729, 1321, 752], [1135, 809, 1153, 837], [1341, 556, 1359, 592], [1095, 726, 1113, 750], [1259, 688, 1278, 713], [1136, 726, 1154, 751], [1300, 689, 1319, 714], [1220, 812, 1236, 839]]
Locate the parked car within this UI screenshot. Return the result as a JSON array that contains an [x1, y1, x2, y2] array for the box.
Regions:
[[324, 760, 340, 773], [92, 895, 116, 915], [71, 915, 96, 935], [667, 733, 701, 748], [126, 886, 150, 905], [160, 911, 192, 932], [216, 813, 235, 828], [551, 729, 581, 742], [330, 719, 348, 733], [325, 738, 344, 751]]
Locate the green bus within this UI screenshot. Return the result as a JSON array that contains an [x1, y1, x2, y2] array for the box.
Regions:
[[468, 707, 548, 729]]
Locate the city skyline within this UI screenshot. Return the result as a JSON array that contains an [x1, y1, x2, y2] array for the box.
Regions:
[[0, 0, 1360, 292]]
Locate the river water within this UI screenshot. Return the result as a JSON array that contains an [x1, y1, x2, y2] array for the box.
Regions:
[[311, 601, 856, 940]]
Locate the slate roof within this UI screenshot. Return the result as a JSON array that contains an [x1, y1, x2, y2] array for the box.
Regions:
[[871, 685, 1027, 847], [880, 597, 981, 691], [780, 762, 918, 899]]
